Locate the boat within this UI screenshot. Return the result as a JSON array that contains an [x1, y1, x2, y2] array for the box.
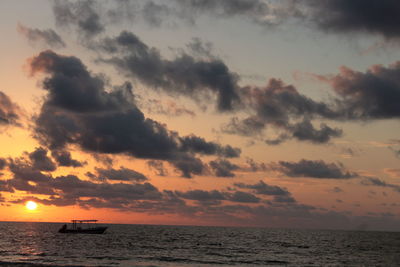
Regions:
[[58, 220, 108, 234]]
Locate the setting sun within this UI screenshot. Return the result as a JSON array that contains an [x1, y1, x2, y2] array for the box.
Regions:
[[25, 201, 38, 211]]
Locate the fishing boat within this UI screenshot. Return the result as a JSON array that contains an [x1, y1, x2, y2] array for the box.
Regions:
[[58, 220, 107, 234]]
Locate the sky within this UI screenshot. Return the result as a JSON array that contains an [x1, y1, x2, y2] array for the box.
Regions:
[[0, 0, 400, 231]]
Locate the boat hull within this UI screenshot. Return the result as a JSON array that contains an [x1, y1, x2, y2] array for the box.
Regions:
[[58, 227, 108, 234]]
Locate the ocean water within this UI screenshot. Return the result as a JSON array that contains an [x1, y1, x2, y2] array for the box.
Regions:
[[0, 222, 399, 267]]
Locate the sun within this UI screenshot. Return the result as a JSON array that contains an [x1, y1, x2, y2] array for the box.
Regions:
[[25, 201, 38, 211]]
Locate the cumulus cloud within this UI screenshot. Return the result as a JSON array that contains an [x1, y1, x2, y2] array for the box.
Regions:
[[361, 177, 400, 193], [29, 50, 239, 178], [52, 0, 300, 33], [17, 24, 66, 48], [95, 31, 241, 111], [0, 91, 21, 127], [28, 147, 57, 172], [53, 0, 104, 38], [222, 78, 342, 144], [235, 180, 290, 196], [3, 151, 162, 205], [51, 150, 84, 167], [273, 159, 358, 179], [88, 167, 148, 182], [0, 158, 7, 170], [147, 160, 168, 176], [318, 63, 400, 120], [228, 191, 260, 203], [305, 0, 400, 39], [209, 159, 238, 177], [51, 0, 400, 43]]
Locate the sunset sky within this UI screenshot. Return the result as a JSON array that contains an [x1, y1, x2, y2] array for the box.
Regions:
[[1, 0, 400, 231]]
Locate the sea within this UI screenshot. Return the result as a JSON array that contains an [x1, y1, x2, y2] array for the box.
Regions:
[[0, 222, 399, 267]]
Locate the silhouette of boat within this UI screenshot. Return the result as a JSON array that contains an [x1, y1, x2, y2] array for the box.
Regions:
[[58, 220, 107, 234]]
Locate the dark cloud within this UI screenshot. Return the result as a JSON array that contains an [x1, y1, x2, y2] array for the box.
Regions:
[[169, 0, 300, 27], [223, 79, 342, 144], [0, 91, 21, 127], [209, 159, 238, 177], [147, 160, 167, 176], [186, 37, 215, 59], [0, 180, 13, 193], [53, 0, 104, 38], [235, 180, 290, 196], [306, 0, 400, 39], [228, 191, 260, 203], [52, 175, 162, 201], [361, 177, 400, 193], [273, 195, 296, 203], [222, 116, 266, 137], [290, 120, 342, 144], [180, 135, 241, 158], [17, 24, 66, 48], [51, 0, 400, 42], [96, 31, 241, 111], [51, 150, 84, 167], [28, 147, 57, 172], [319, 63, 400, 120], [241, 158, 267, 172], [7, 159, 55, 195], [171, 155, 205, 178], [274, 159, 358, 179], [5, 158, 162, 205], [175, 189, 226, 205], [91, 167, 148, 182], [0, 158, 6, 170], [30, 50, 239, 178]]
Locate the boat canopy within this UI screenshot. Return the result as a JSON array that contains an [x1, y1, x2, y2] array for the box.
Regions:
[[71, 220, 98, 223]]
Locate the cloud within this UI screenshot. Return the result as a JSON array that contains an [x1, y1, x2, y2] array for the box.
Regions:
[[306, 0, 400, 39], [235, 180, 290, 196], [171, 155, 205, 178], [29, 50, 240, 178], [52, 0, 300, 32], [240, 158, 267, 172], [0, 91, 21, 127], [17, 24, 66, 48], [28, 147, 57, 172], [5, 155, 162, 205], [95, 31, 241, 111], [175, 189, 226, 205], [51, 0, 400, 43], [0, 158, 6, 170], [273, 159, 358, 179], [222, 78, 342, 144], [228, 191, 260, 203], [318, 63, 400, 120], [89, 167, 148, 182], [209, 159, 238, 177], [179, 135, 241, 158], [147, 160, 168, 176], [273, 195, 296, 203], [142, 99, 196, 117], [51, 150, 84, 167], [361, 177, 400, 193], [53, 0, 104, 38]]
